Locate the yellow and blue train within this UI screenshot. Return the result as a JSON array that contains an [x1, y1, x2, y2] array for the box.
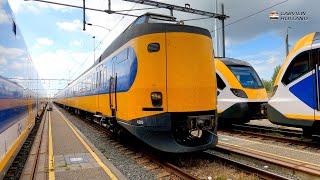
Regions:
[[0, 0, 43, 177], [54, 13, 218, 153], [215, 58, 268, 124], [268, 32, 320, 136]]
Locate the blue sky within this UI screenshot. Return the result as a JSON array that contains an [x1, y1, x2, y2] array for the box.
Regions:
[[7, 0, 320, 96]]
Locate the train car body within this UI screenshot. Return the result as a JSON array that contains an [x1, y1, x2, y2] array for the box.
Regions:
[[215, 58, 268, 124], [55, 13, 218, 153], [0, 0, 42, 177], [268, 32, 320, 136]]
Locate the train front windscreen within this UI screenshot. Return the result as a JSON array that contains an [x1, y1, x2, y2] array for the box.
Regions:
[[228, 66, 263, 89]]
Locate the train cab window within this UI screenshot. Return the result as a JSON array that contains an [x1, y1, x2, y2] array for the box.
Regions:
[[228, 66, 263, 88], [216, 74, 226, 90], [282, 51, 310, 85]]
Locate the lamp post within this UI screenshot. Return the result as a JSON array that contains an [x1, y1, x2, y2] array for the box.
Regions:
[[86, 23, 111, 63], [286, 26, 292, 56], [93, 36, 95, 63]]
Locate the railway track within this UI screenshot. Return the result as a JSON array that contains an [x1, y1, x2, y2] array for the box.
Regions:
[[212, 142, 320, 180], [4, 107, 46, 180], [202, 150, 289, 180], [221, 123, 320, 148]]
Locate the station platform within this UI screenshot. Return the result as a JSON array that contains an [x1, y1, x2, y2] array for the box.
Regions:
[[21, 105, 125, 180]]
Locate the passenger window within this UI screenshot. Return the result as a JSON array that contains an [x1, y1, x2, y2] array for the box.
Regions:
[[216, 74, 226, 90], [282, 51, 310, 85]]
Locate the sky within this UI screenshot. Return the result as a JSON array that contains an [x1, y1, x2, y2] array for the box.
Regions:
[[7, 0, 320, 96]]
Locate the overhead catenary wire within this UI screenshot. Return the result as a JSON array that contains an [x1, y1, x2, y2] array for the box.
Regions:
[[68, 3, 138, 81], [25, 0, 139, 17], [210, 0, 289, 33]]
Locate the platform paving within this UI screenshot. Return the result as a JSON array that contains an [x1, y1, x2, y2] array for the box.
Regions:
[[47, 106, 125, 180]]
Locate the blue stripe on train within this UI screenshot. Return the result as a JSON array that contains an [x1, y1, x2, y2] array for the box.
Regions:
[[63, 47, 138, 98], [289, 74, 316, 109], [0, 105, 28, 133]]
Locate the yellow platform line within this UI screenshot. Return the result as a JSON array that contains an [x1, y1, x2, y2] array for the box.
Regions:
[[55, 108, 118, 180], [48, 111, 55, 180]]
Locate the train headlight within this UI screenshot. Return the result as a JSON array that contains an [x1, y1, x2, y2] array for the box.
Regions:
[[151, 92, 162, 107], [230, 88, 248, 98]]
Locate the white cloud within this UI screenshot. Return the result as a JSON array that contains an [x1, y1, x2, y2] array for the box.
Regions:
[[0, 45, 25, 59], [0, 57, 7, 65], [0, 9, 9, 24], [30, 49, 94, 96], [32, 49, 91, 80], [9, 0, 80, 14], [36, 38, 54, 46], [239, 50, 283, 79], [56, 20, 82, 32], [69, 40, 82, 47], [9, 0, 41, 14], [9, 61, 24, 70]]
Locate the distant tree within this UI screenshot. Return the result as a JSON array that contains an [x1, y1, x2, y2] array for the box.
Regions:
[[262, 65, 281, 93], [262, 79, 272, 92]]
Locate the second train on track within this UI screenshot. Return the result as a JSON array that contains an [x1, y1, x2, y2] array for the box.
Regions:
[[215, 57, 268, 124], [54, 13, 218, 153]]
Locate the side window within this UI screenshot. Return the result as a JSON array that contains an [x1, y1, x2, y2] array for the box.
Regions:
[[216, 73, 226, 90], [96, 72, 99, 88], [282, 51, 310, 85], [99, 70, 102, 87]]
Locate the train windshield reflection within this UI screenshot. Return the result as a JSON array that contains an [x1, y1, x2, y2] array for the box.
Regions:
[[228, 66, 263, 89]]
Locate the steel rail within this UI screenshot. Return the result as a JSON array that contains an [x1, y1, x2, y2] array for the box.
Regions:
[[214, 142, 320, 179], [203, 150, 290, 180]]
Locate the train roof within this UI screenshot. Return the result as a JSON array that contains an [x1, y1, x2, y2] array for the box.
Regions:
[[289, 32, 320, 57], [219, 57, 252, 67], [63, 13, 210, 90], [141, 12, 177, 21], [274, 32, 320, 86]]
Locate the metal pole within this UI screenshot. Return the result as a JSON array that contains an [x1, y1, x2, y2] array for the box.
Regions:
[[221, 3, 225, 58], [83, 0, 86, 31], [214, 0, 219, 57], [93, 36, 96, 63], [108, 0, 111, 13], [285, 27, 290, 56]]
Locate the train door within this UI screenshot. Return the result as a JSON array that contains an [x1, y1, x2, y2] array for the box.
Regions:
[[109, 58, 117, 118], [280, 49, 315, 124], [312, 47, 320, 131], [97, 64, 106, 114], [96, 66, 101, 114]]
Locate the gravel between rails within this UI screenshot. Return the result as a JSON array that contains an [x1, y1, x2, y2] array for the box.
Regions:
[[57, 107, 156, 180]]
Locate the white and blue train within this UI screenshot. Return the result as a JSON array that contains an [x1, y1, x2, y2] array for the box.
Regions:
[[0, 0, 43, 177], [268, 32, 320, 136]]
